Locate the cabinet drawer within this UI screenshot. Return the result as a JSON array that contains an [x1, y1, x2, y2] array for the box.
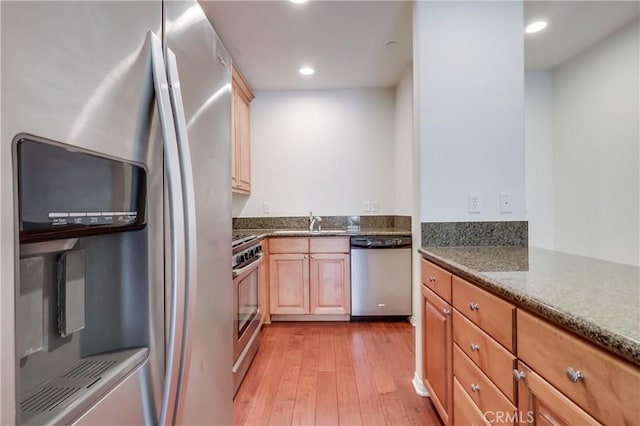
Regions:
[[453, 310, 516, 402], [309, 237, 349, 253], [268, 237, 309, 254], [454, 344, 516, 424], [517, 310, 640, 426], [453, 377, 490, 426], [421, 259, 452, 303], [452, 276, 515, 351]]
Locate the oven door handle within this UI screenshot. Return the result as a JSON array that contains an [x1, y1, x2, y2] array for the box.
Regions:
[[232, 254, 264, 278]]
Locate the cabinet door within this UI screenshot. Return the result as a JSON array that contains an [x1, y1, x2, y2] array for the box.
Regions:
[[236, 95, 251, 192], [422, 286, 452, 424], [231, 84, 239, 189], [309, 253, 350, 315], [269, 254, 309, 314], [515, 362, 600, 426]]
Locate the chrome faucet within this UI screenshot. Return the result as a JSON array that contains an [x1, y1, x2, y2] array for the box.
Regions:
[[309, 212, 322, 233]]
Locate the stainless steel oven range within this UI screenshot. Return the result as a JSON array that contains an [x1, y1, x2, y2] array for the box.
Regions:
[[232, 234, 263, 395]]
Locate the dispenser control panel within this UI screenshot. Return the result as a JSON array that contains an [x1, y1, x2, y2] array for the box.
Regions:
[[17, 136, 147, 242]]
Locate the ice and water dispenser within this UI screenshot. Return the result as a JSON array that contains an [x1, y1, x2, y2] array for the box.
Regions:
[[16, 136, 152, 425]]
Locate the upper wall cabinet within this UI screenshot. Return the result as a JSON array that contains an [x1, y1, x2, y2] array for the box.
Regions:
[[232, 64, 253, 195]]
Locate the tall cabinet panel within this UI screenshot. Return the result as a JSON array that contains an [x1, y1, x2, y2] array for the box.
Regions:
[[231, 65, 253, 194]]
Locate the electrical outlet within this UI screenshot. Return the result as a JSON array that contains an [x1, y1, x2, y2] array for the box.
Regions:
[[468, 193, 480, 213], [263, 202, 271, 214], [371, 201, 379, 212], [364, 201, 371, 213], [500, 192, 512, 213]]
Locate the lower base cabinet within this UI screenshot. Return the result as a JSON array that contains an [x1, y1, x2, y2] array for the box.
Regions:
[[514, 362, 599, 426], [422, 285, 452, 424], [269, 253, 309, 315], [269, 237, 350, 317], [422, 256, 640, 426]]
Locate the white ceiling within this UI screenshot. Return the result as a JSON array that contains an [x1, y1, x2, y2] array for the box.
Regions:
[[200, 1, 413, 90], [201, 1, 639, 89], [525, 1, 640, 71]]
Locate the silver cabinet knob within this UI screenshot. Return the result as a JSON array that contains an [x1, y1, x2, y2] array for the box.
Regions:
[[470, 384, 480, 392], [443, 309, 452, 316], [470, 343, 480, 352], [429, 275, 436, 282], [513, 369, 526, 381], [303, 255, 308, 259], [310, 255, 315, 259], [566, 367, 584, 383], [469, 302, 479, 311]]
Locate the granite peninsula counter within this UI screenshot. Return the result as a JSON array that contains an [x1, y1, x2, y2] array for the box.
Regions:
[[419, 246, 640, 366]]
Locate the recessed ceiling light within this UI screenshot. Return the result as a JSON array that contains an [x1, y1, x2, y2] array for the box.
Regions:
[[299, 66, 314, 76], [525, 21, 547, 34], [290, 0, 308, 3]]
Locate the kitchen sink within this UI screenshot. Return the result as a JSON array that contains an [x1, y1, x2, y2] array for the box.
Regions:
[[272, 229, 347, 235]]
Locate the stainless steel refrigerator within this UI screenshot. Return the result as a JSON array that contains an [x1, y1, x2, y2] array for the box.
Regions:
[[0, 1, 232, 424]]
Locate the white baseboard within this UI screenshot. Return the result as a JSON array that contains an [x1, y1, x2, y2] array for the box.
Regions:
[[409, 315, 417, 326], [412, 372, 429, 397]]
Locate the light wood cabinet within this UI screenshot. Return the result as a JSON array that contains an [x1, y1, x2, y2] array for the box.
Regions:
[[422, 255, 640, 426], [453, 310, 516, 401], [517, 309, 640, 425], [309, 253, 350, 315], [422, 285, 452, 424], [231, 64, 253, 195], [452, 276, 515, 352], [269, 253, 309, 315], [453, 377, 490, 426], [515, 361, 599, 426], [268, 237, 350, 318]]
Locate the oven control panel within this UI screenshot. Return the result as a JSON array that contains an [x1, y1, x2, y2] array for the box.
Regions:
[[232, 242, 263, 270]]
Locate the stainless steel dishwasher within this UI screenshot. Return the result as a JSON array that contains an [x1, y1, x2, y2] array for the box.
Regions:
[[350, 236, 412, 318]]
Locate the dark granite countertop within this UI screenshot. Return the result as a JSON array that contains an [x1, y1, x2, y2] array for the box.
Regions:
[[236, 228, 413, 239], [419, 246, 640, 366]]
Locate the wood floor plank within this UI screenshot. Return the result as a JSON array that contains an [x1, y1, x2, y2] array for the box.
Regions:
[[393, 374, 442, 426], [268, 333, 305, 425], [334, 328, 363, 425], [292, 329, 320, 426], [315, 371, 339, 426], [379, 392, 411, 426], [318, 325, 335, 372], [362, 324, 397, 395], [233, 337, 276, 426], [352, 352, 387, 426], [244, 328, 291, 425]]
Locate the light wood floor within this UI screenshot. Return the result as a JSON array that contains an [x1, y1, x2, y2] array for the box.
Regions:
[[233, 321, 442, 426]]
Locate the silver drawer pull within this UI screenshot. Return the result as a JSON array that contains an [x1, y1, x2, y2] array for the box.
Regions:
[[469, 302, 479, 311], [471, 384, 480, 392], [566, 367, 584, 383], [513, 369, 526, 381], [470, 343, 480, 352], [429, 275, 436, 282], [443, 309, 451, 316]]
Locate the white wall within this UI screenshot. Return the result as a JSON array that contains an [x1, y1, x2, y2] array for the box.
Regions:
[[415, 1, 525, 222], [232, 89, 395, 217], [525, 71, 554, 249], [394, 64, 414, 216], [552, 20, 639, 265]]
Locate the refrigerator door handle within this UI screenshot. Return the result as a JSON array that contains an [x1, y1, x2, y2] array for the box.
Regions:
[[164, 48, 199, 423], [148, 32, 186, 426]]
